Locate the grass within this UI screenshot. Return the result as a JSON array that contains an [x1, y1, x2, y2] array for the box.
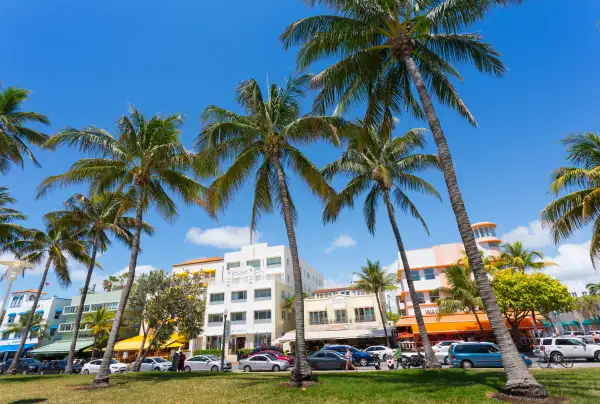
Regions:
[[0, 368, 598, 404]]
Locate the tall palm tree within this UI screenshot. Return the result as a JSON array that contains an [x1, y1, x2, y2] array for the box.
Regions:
[[322, 122, 441, 367], [354, 260, 398, 348], [2, 227, 89, 374], [575, 295, 600, 329], [197, 74, 351, 383], [44, 192, 154, 373], [0, 86, 49, 173], [281, 1, 546, 398], [0, 186, 28, 243], [83, 308, 115, 359], [281, 293, 308, 315], [37, 106, 206, 387], [7, 311, 49, 343], [500, 242, 555, 273], [542, 133, 600, 268], [102, 275, 120, 292], [435, 265, 485, 336], [587, 282, 600, 296]]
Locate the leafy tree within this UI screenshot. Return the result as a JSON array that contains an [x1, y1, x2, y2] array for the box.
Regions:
[[281, 0, 545, 397], [0, 86, 49, 173], [386, 311, 400, 323], [435, 265, 485, 336], [37, 106, 206, 387], [322, 122, 441, 367], [587, 282, 600, 296], [7, 311, 49, 342], [575, 295, 600, 325], [541, 133, 600, 267], [354, 260, 398, 349], [44, 192, 154, 373], [2, 227, 90, 373], [0, 186, 28, 244], [197, 75, 352, 383], [492, 272, 575, 349], [83, 308, 116, 359]]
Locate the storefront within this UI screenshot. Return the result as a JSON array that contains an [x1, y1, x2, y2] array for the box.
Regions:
[[112, 334, 189, 363]]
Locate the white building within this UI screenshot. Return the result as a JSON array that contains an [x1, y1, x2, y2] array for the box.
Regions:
[[0, 290, 70, 359], [171, 243, 324, 353]]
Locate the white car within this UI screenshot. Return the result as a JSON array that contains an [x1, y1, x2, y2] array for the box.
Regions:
[[184, 354, 232, 372], [432, 341, 461, 365], [364, 345, 395, 360], [82, 359, 129, 374], [533, 337, 600, 362], [140, 357, 172, 372], [584, 331, 600, 344]]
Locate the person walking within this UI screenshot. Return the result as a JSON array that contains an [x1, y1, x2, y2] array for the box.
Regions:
[[344, 347, 356, 371], [179, 351, 186, 372], [395, 345, 403, 369], [171, 350, 180, 372]]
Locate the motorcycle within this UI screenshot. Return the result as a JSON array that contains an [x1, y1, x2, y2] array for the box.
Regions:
[[401, 353, 425, 369]]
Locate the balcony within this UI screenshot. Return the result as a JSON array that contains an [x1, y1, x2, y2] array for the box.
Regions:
[[354, 317, 376, 323], [62, 302, 119, 315]]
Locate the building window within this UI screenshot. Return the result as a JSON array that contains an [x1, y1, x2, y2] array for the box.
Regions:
[[254, 288, 271, 299], [281, 291, 286, 299], [14, 332, 23, 339], [309, 311, 328, 325], [334, 310, 347, 323], [254, 310, 271, 320], [9, 295, 23, 308], [1, 332, 9, 340], [208, 314, 224, 323], [410, 270, 420, 281], [424, 269, 435, 280], [415, 292, 426, 304], [354, 307, 375, 322], [281, 311, 286, 320], [246, 259, 260, 269], [231, 291, 247, 301], [210, 293, 225, 303], [49, 329, 56, 337], [91, 304, 103, 311], [54, 313, 60, 320], [7, 314, 15, 324], [488, 242, 500, 248], [227, 262, 240, 270], [230, 312, 246, 322], [266, 257, 282, 267], [106, 302, 118, 310], [429, 291, 440, 303]]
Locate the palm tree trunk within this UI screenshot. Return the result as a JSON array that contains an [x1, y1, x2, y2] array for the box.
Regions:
[[471, 307, 487, 340], [272, 156, 311, 384], [382, 189, 440, 368], [403, 55, 546, 398], [131, 326, 149, 372], [531, 310, 539, 337], [91, 182, 144, 387], [374, 291, 391, 347], [8, 258, 52, 374], [66, 237, 99, 374]]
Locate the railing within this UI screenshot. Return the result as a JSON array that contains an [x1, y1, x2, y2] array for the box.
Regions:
[[62, 302, 119, 315], [355, 317, 376, 323]]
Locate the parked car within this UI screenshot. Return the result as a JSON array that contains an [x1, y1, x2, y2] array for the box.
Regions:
[[364, 345, 395, 361], [238, 353, 290, 372], [320, 345, 375, 367], [450, 342, 532, 369], [184, 354, 232, 372], [139, 357, 172, 372], [253, 350, 294, 365], [82, 359, 129, 374], [561, 331, 585, 338], [307, 350, 358, 370], [0, 358, 41, 375], [533, 338, 600, 362], [432, 341, 461, 365], [38, 360, 82, 375]]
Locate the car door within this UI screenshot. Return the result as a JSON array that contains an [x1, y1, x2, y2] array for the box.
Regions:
[[253, 355, 269, 370], [140, 358, 152, 372], [325, 352, 341, 369], [555, 339, 575, 358], [91, 360, 101, 374], [569, 339, 587, 358], [485, 345, 502, 367]]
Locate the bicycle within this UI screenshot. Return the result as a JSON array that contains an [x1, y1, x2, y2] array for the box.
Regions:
[[537, 351, 573, 369]]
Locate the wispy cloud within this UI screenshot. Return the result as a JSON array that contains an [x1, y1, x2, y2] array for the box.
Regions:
[[500, 220, 552, 249], [325, 234, 357, 253], [185, 226, 260, 249]]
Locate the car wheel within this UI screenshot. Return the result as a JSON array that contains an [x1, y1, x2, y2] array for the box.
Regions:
[[211, 365, 219, 372], [154, 367, 161, 372], [243, 366, 251, 372], [58, 370, 64, 375], [550, 351, 563, 363], [460, 360, 473, 369], [310, 363, 318, 370], [21, 370, 28, 375], [83, 369, 89, 374], [184, 366, 191, 372], [39, 370, 45, 375], [359, 358, 368, 367], [272, 365, 281, 372], [444, 356, 450, 365], [595, 351, 600, 361]]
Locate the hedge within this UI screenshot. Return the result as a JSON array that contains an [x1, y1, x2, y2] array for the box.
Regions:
[[192, 349, 222, 356]]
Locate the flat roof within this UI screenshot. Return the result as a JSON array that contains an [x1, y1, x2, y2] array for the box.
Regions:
[[12, 290, 46, 295], [313, 286, 356, 294], [172, 257, 223, 267]]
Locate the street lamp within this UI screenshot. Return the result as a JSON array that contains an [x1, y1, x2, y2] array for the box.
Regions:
[[220, 309, 228, 371], [0, 261, 34, 323]]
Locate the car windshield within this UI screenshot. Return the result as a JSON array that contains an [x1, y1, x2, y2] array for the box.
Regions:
[[153, 358, 168, 363], [110, 360, 119, 364], [21, 358, 39, 365], [264, 353, 277, 360], [329, 351, 344, 359]]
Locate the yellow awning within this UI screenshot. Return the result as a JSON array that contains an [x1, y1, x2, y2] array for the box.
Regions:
[[165, 341, 184, 348], [202, 268, 216, 274], [113, 333, 188, 352]]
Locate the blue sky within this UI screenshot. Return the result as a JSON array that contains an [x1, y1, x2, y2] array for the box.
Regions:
[[1, 0, 600, 300]]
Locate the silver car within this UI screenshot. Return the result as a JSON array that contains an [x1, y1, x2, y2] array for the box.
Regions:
[[238, 353, 290, 372], [139, 357, 172, 372], [184, 355, 232, 372]]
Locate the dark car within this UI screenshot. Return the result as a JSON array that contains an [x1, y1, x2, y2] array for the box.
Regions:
[[0, 358, 41, 375], [307, 350, 358, 370], [320, 345, 376, 367], [39, 360, 82, 374]]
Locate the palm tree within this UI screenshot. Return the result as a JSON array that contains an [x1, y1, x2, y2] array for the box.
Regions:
[[500, 242, 555, 273], [2, 227, 89, 374], [102, 275, 120, 292], [354, 260, 398, 348], [197, 74, 351, 383], [575, 295, 600, 330], [435, 265, 486, 336], [542, 133, 600, 268], [587, 282, 600, 296], [7, 311, 49, 343], [44, 192, 154, 373], [37, 106, 206, 387], [0, 86, 49, 173], [281, 1, 546, 398], [83, 308, 115, 359], [281, 293, 308, 315], [322, 122, 441, 367], [0, 186, 28, 244]]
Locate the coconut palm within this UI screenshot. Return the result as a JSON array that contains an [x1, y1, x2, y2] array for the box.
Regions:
[[44, 192, 154, 373], [37, 106, 206, 387], [0, 186, 28, 244], [499, 242, 555, 273], [2, 227, 89, 374], [281, 1, 545, 397], [197, 74, 352, 383], [281, 293, 308, 315], [6, 311, 49, 342], [587, 283, 600, 296], [435, 265, 485, 336], [542, 133, 600, 268], [354, 260, 398, 348], [322, 121, 441, 367], [83, 308, 115, 359], [575, 295, 600, 328], [0, 86, 50, 173], [102, 275, 120, 292]]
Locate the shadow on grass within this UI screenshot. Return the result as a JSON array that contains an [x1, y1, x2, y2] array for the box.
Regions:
[[8, 399, 48, 404]]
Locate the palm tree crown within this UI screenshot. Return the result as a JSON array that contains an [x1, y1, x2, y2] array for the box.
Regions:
[[83, 308, 115, 337], [0, 86, 50, 173], [435, 265, 484, 329], [0, 186, 28, 244], [499, 241, 555, 273], [587, 282, 600, 296], [7, 311, 48, 341]]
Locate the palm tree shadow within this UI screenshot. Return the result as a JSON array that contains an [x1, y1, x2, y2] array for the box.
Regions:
[[8, 399, 48, 404]]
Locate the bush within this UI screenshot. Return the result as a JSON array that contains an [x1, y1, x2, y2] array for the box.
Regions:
[[193, 349, 222, 356], [237, 348, 253, 355]]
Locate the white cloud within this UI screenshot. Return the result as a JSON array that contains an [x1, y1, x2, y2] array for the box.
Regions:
[[86, 264, 156, 293], [325, 234, 357, 253], [542, 241, 600, 294], [500, 220, 553, 249], [185, 226, 260, 249], [322, 275, 352, 289]]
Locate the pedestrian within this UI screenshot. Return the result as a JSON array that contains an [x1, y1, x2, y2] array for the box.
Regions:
[[171, 350, 180, 372], [179, 350, 186, 372], [344, 347, 356, 371], [593, 333, 600, 345], [395, 345, 403, 369]]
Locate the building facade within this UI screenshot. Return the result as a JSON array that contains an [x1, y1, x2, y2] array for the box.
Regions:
[[171, 243, 324, 353]]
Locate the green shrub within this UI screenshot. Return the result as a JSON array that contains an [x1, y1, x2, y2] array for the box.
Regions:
[[192, 349, 222, 356], [236, 348, 253, 355]]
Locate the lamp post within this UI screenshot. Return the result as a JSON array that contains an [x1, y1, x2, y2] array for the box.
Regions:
[[0, 261, 34, 323], [220, 309, 228, 371]]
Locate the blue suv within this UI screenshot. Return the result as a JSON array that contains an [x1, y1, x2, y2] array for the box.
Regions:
[[450, 342, 532, 369], [320, 345, 375, 367]]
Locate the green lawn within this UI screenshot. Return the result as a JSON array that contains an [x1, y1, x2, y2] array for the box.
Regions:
[[0, 369, 598, 404]]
